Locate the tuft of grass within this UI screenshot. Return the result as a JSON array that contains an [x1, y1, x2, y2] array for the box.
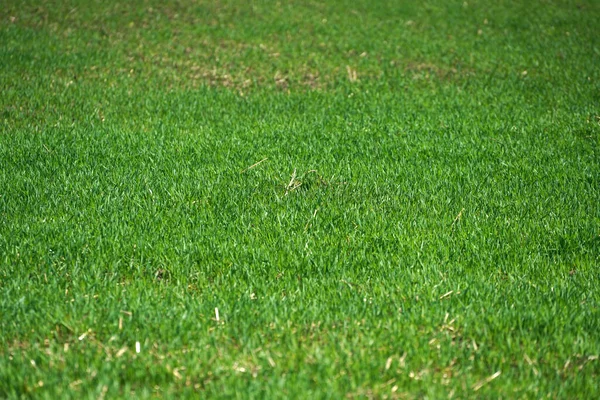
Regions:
[[1, 0, 599, 398]]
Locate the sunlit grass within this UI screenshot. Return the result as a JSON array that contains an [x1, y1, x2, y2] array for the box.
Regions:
[[1, 0, 599, 398]]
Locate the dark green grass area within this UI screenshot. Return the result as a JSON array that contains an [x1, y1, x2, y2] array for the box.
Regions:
[[1, 0, 599, 398]]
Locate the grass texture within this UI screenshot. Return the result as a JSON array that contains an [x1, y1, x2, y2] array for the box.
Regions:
[[1, 0, 599, 398]]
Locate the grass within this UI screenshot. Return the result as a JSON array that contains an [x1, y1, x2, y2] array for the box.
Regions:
[[1, 0, 599, 398]]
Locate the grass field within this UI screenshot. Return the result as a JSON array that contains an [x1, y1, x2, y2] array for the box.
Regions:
[[1, 0, 599, 398]]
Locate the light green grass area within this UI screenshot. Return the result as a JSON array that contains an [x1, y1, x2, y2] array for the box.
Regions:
[[1, 0, 599, 398]]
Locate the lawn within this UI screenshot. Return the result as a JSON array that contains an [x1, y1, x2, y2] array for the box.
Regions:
[[1, 0, 599, 398]]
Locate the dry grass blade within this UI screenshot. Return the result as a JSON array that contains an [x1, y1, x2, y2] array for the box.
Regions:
[[285, 169, 302, 194], [304, 208, 319, 232], [241, 157, 268, 173], [115, 346, 128, 358], [472, 371, 501, 391], [346, 65, 358, 82], [450, 208, 465, 230], [439, 290, 454, 300]]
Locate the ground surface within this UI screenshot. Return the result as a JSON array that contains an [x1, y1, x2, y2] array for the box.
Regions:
[[1, 0, 599, 398]]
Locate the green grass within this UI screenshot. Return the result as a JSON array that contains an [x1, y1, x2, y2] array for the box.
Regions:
[[1, 0, 599, 398]]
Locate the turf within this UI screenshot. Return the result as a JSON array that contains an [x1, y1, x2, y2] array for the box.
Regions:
[[1, 0, 599, 398]]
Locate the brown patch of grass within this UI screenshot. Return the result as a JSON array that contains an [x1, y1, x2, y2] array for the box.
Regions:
[[404, 62, 473, 81]]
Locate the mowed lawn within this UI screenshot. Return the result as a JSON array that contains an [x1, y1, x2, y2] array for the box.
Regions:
[[1, 0, 599, 398]]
